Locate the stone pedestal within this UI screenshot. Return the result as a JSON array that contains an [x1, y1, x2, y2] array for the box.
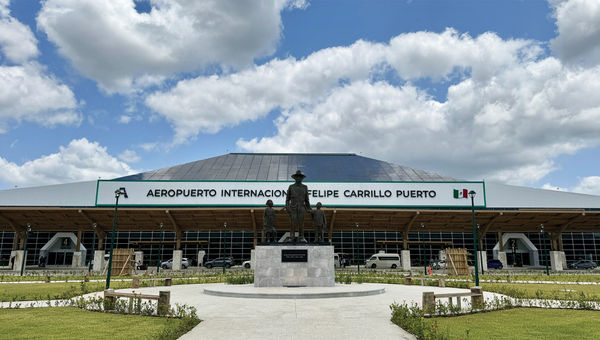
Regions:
[[550, 251, 563, 271], [477, 251, 487, 274], [198, 250, 206, 267], [559, 251, 567, 269], [254, 245, 334, 287], [401, 250, 411, 271], [497, 251, 507, 268], [72, 251, 82, 267], [134, 251, 144, 267], [250, 249, 255, 269], [172, 250, 183, 270], [11, 250, 24, 272], [93, 250, 105, 272]]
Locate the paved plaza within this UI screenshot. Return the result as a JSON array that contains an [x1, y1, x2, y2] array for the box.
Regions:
[[91, 283, 504, 340]]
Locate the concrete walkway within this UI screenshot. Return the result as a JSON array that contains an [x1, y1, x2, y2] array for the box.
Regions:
[[89, 283, 502, 340]]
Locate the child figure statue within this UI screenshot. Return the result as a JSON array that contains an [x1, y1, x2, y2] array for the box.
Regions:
[[311, 202, 327, 243], [263, 199, 279, 243]]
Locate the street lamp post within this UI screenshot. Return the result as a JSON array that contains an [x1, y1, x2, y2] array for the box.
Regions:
[[421, 223, 427, 275], [20, 224, 31, 276], [469, 190, 479, 286], [88, 223, 97, 273], [478, 224, 484, 275], [106, 187, 127, 289], [223, 222, 227, 274], [156, 222, 164, 273], [541, 224, 550, 276]]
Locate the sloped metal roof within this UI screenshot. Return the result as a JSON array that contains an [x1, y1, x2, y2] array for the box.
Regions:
[[117, 153, 455, 182]]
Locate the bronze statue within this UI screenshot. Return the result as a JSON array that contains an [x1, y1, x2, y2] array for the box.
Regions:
[[286, 170, 311, 242], [311, 202, 327, 242], [263, 199, 279, 243]]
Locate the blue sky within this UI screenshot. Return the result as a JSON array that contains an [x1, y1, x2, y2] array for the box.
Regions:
[[1, 0, 600, 193]]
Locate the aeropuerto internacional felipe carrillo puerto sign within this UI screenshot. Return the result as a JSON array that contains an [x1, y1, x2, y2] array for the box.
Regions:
[[96, 180, 486, 208]]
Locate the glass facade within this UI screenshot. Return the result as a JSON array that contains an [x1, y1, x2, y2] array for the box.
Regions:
[[1, 230, 599, 267]]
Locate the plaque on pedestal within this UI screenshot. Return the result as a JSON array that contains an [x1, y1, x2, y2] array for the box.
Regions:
[[254, 244, 335, 287]]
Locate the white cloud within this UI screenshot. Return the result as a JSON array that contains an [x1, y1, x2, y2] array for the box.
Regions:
[[0, 63, 80, 133], [0, 0, 9, 17], [236, 52, 600, 185], [572, 176, 600, 195], [139, 142, 158, 151], [118, 149, 140, 163], [550, 0, 600, 66], [0, 1, 78, 133], [147, 29, 535, 144], [0, 138, 136, 188], [37, 0, 302, 93], [0, 10, 39, 63], [541, 183, 569, 191], [119, 115, 132, 124]]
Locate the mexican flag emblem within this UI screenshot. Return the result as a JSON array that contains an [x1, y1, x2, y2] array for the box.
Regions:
[[453, 189, 468, 199]]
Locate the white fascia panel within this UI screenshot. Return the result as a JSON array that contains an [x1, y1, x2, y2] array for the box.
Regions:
[[485, 182, 600, 209], [0, 181, 97, 207]]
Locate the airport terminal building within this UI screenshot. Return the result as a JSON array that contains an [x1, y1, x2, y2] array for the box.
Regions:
[[0, 153, 599, 271]]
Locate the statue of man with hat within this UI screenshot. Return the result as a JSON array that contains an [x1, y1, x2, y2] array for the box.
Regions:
[[286, 170, 311, 242]]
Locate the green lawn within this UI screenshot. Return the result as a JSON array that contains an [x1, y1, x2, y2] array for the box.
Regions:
[[481, 282, 600, 301], [430, 308, 600, 340], [0, 307, 199, 340], [0, 281, 134, 302]]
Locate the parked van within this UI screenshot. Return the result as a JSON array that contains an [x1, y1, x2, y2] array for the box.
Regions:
[[365, 253, 401, 269]]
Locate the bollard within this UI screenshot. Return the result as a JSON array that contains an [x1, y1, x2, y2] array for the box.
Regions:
[[438, 278, 445, 287], [471, 286, 483, 310], [404, 277, 412, 285], [164, 277, 172, 286], [132, 276, 140, 289], [157, 291, 170, 316], [422, 291, 435, 314]]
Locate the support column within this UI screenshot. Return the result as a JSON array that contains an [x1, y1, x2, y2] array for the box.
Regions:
[[12, 250, 24, 272], [477, 251, 487, 274], [328, 210, 336, 244], [12, 232, 19, 251], [134, 251, 144, 268], [18, 231, 25, 250], [175, 231, 182, 250], [403, 230, 409, 250], [72, 252, 83, 267], [172, 250, 183, 270], [557, 233, 567, 269], [550, 251, 563, 271], [496, 231, 507, 267], [497, 251, 507, 268], [198, 250, 205, 267], [93, 250, 105, 272], [76, 230, 82, 251], [97, 230, 105, 250], [72, 230, 83, 267], [401, 250, 411, 271], [497, 232, 504, 251]]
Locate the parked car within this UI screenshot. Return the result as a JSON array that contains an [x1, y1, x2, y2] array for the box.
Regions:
[[487, 259, 503, 269], [243, 260, 251, 269], [431, 260, 446, 270], [205, 257, 233, 269], [365, 253, 401, 269], [568, 260, 598, 270], [160, 258, 189, 269]]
